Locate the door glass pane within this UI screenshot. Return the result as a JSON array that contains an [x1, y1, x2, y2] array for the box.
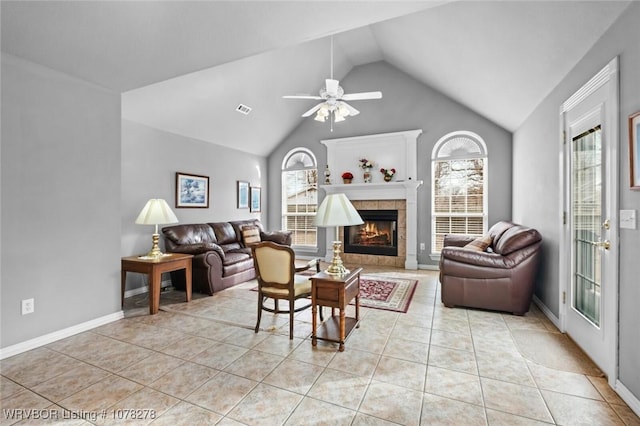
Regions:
[[571, 126, 602, 326]]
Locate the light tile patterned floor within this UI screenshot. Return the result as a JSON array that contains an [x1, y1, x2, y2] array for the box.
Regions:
[[1, 267, 639, 425]]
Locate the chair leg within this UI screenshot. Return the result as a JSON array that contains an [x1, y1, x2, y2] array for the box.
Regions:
[[274, 299, 279, 313], [255, 294, 263, 334], [289, 305, 294, 339]]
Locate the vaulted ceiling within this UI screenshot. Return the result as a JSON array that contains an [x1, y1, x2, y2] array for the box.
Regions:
[[1, 1, 631, 156]]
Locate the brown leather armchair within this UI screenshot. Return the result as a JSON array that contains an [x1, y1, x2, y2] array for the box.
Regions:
[[439, 221, 542, 315]]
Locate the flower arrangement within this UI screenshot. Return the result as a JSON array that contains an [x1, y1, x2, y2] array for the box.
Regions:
[[380, 167, 396, 178], [359, 158, 374, 169], [341, 171, 354, 179]]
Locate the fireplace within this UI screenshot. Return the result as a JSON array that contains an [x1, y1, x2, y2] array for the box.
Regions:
[[344, 210, 398, 256]]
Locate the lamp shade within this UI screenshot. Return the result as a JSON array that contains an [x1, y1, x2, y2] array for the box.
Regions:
[[313, 193, 363, 227], [135, 199, 178, 225]]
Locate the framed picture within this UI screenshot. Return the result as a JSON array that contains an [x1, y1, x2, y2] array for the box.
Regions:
[[176, 172, 209, 208], [629, 112, 640, 190], [250, 186, 261, 213], [237, 181, 250, 209]]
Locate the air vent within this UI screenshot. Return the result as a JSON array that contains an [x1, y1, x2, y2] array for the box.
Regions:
[[236, 104, 252, 115]]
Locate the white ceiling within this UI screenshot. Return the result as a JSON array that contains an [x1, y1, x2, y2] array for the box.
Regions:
[[2, 1, 631, 156]]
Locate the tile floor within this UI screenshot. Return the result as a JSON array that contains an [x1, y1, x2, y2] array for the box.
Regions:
[[2, 267, 639, 425]]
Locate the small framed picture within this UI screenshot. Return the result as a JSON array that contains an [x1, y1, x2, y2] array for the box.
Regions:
[[176, 172, 209, 208], [629, 112, 640, 190], [237, 181, 250, 209], [250, 186, 261, 213]]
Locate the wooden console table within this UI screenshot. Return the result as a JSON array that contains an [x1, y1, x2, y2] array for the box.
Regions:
[[311, 267, 362, 351], [121, 253, 193, 315]]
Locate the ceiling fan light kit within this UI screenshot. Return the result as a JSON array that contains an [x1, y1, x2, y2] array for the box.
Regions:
[[283, 37, 382, 131]]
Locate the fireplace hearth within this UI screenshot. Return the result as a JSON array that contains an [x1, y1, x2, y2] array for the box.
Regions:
[[344, 210, 398, 256]]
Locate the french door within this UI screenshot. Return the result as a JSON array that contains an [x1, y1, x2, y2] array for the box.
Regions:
[[561, 58, 618, 383]]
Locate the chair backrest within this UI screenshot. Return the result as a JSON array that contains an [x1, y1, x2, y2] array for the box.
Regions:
[[252, 241, 295, 290]]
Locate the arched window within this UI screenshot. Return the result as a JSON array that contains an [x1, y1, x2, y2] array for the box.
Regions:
[[431, 131, 488, 253], [282, 148, 318, 247]]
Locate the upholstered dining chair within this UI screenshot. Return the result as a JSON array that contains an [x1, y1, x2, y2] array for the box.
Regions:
[[251, 241, 319, 339]]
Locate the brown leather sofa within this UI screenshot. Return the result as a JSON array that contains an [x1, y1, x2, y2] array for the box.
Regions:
[[162, 219, 291, 295], [439, 221, 542, 315]]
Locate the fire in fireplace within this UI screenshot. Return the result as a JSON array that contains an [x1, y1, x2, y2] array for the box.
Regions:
[[344, 210, 398, 256]]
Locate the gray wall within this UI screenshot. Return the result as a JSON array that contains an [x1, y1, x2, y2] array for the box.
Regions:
[[268, 61, 513, 265], [513, 1, 640, 399], [121, 120, 267, 292], [1, 54, 121, 348]]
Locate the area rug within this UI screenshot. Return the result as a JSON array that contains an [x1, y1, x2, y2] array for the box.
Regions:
[[252, 274, 417, 313]]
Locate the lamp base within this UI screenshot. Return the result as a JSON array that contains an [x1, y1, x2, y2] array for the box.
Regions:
[[324, 240, 350, 276], [146, 233, 166, 258]]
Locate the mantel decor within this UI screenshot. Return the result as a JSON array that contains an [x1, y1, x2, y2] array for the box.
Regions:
[[629, 111, 640, 189], [176, 172, 209, 208]]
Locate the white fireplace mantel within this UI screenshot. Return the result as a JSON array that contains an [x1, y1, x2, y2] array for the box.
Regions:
[[319, 130, 423, 269]]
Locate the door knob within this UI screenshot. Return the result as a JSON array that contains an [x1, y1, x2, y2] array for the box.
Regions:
[[597, 239, 611, 250]]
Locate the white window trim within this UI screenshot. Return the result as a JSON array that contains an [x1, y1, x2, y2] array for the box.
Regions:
[[431, 131, 488, 256], [282, 147, 318, 247]]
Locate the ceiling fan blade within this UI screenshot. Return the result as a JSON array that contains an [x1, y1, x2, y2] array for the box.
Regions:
[[325, 79, 340, 96], [339, 101, 360, 117], [301, 102, 324, 117], [283, 95, 323, 100], [341, 91, 383, 101]]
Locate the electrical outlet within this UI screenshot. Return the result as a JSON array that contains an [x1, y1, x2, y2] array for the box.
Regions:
[[420, 243, 426, 251], [21, 298, 34, 315]]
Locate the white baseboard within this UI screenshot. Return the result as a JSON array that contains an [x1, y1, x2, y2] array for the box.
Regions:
[[615, 380, 640, 417], [418, 264, 439, 271], [123, 279, 172, 299], [0, 311, 124, 360], [532, 295, 561, 329]]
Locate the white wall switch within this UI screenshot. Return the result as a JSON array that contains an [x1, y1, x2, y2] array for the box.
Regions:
[[619, 209, 636, 230], [420, 243, 426, 251]]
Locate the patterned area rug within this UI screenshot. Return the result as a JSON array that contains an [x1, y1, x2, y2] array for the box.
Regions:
[[251, 274, 417, 313], [357, 275, 417, 313]]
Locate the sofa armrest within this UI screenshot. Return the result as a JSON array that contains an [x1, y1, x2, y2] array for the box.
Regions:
[[261, 230, 292, 246], [170, 242, 225, 261], [441, 247, 514, 269], [442, 234, 477, 248]]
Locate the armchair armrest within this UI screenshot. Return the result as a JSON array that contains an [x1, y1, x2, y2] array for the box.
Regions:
[[295, 258, 320, 274], [442, 234, 477, 248], [441, 247, 514, 269]]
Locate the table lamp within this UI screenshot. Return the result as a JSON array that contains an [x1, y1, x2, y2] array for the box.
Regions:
[[135, 199, 179, 258], [313, 193, 363, 275]]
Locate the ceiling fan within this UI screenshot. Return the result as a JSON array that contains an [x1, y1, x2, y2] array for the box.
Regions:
[[283, 37, 382, 129]]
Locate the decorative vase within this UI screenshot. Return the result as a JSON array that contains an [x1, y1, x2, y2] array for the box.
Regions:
[[343, 178, 352, 184], [384, 175, 392, 182], [363, 171, 372, 183]]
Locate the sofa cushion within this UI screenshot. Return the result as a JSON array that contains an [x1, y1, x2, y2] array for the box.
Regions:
[[210, 222, 238, 245], [464, 235, 493, 252], [222, 251, 254, 276], [493, 226, 542, 255], [241, 225, 262, 246], [162, 224, 217, 245]]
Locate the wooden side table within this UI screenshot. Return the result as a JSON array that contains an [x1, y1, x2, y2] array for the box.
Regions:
[[121, 253, 193, 315], [311, 267, 362, 351]]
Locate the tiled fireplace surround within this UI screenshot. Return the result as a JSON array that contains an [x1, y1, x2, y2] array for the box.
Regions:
[[342, 199, 407, 268]]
